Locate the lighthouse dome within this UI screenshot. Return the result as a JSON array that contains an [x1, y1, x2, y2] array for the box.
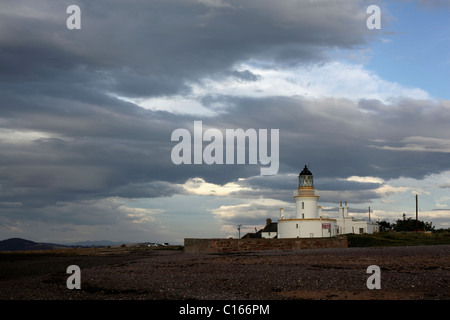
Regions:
[[299, 165, 312, 176], [298, 165, 313, 187]]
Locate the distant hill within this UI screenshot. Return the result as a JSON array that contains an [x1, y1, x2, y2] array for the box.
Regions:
[[0, 238, 169, 252], [0, 238, 68, 252], [69, 240, 126, 247]]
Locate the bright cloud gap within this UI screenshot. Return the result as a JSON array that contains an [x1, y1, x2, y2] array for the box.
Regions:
[[115, 61, 432, 115]]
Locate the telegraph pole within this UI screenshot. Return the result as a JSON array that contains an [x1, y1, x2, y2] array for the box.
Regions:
[[238, 224, 242, 238], [416, 194, 419, 232]]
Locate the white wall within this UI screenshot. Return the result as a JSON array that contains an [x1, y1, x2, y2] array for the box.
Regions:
[[337, 219, 379, 235], [261, 231, 277, 239], [295, 197, 318, 219], [278, 219, 337, 238], [336, 217, 354, 235]]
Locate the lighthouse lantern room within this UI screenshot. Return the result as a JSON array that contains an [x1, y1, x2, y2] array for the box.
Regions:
[[294, 165, 319, 219]]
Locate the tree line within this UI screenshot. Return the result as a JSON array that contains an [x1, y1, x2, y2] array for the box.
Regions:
[[378, 217, 435, 232]]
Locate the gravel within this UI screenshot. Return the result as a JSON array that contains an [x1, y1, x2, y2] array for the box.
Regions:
[[1, 245, 449, 300]]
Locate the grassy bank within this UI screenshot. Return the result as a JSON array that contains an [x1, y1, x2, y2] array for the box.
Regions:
[[347, 231, 450, 247]]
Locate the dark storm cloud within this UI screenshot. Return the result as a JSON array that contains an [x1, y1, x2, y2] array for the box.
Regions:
[[3, 0, 448, 227], [0, 0, 376, 97], [1, 0, 380, 139], [2, 94, 450, 216], [198, 96, 450, 180], [315, 178, 382, 191], [2, 90, 450, 222]]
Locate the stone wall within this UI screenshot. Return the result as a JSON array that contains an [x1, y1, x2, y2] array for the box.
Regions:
[[184, 236, 348, 253]]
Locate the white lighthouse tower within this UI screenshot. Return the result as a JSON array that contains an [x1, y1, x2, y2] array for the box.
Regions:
[[265, 165, 379, 239], [294, 165, 319, 219], [278, 165, 337, 238]]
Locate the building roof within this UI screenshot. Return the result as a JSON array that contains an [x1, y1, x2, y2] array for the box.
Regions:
[[241, 222, 278, 238], [262, 222, 278, 233], [299, 165, 312, 176], [242, 232, 261, 238]]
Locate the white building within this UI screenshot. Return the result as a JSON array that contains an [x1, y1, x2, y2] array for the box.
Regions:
[[336, 201, 378, 235], [261, 219, 278, 239], [265, 165, 378, 239]]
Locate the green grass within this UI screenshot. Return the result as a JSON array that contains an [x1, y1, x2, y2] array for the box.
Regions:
[[347, 231, 450, 247]]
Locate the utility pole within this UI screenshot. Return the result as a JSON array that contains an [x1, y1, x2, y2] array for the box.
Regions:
[[238, 224, 242, 238], [416, 194, 419, 232], [368, 206, 371, 221]]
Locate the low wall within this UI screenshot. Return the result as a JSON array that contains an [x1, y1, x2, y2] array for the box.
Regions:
[[184, 236, 348, 253]]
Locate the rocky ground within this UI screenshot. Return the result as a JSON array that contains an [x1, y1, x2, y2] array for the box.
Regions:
[[0, 245, 449, 300]]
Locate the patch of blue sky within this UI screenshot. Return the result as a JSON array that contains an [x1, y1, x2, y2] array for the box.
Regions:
[[367, 1, 450, 100]]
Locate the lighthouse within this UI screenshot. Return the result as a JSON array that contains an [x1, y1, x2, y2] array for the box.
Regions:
[[278, 165, 337, 238], [294, 165, 319, 219], [275, 165, 380, 238]]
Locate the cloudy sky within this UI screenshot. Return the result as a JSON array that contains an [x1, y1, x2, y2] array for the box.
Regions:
[[1, 0, 449, 244]]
